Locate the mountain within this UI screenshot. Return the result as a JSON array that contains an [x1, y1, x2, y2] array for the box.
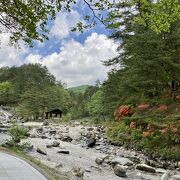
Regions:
[[69, 85, 90, 94]]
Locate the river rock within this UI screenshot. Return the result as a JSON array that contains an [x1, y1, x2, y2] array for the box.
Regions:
[[87, 127, 94, 131], [52, 141, 60, 147], [37, 146, 47, 155], [156, 168, 167, 174], [28, 128, 39, 138], [136, 172, 151, 180], [136, 164, 156, 173], [55, 163, 63, 168], [72, 167, 84, 178], [95, 157, 104, 165], [57, 150, 70, 154], [86, 138, 96, 147], [36, 127, 43, 133], [0, 128, 8, 133], [54, 134, 63, 139], [147, 159, 163, 168], [113, 164, 127, 177], [43, 120, 49, 126], [27, 145, 34, 151], [111, 157, 133, 166], [46, 141, 60, 148], [161, 171, 171, 180], [173, 175, 180, 180], [49, 130, 56, 135], [61, 135, 72, 142], [41, 135, 48, 139]]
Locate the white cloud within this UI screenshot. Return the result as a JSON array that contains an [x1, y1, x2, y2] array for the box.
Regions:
[[26, 33, 118, 87], [50, 10, 82, 40], [0, 33, 27, 67]]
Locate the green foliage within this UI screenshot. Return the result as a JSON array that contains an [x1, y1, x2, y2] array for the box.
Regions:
[[1, 0, 179, 46], [106, 121, 180, 160], [134, 0, 180, 33], [102, 8, 180, 115], [0, 64, 56, 105], [62, 113, 72, 122], [69, 85, 99, 119], [0, 0, 77, 46], [88, 89, 105, 119], [0, 64, 71, 120], [0, 81, 13, 105], [16, 85, 71, 120], [4, 123, 31, 152], [9, 123, 28, 142]]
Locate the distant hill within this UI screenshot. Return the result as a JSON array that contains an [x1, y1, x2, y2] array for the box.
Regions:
[[69, 85, 90, 94]]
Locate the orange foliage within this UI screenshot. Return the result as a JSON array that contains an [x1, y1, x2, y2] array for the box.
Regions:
[[171, 127, 178, 134], [147, 124, 155, 133], [143, 131, 151, 137], [130, 121, 136, 129], [160, 127, 169, 134], [114, 105, 133, 121], [158, 104, 168, 112], [176, 95, 180, 100], [160, 93, 171, 99], [137, 103, 150, 110]]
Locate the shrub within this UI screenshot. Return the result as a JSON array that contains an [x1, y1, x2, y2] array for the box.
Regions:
[[3, 123, 30, 152], [9, 123, 28, 143]]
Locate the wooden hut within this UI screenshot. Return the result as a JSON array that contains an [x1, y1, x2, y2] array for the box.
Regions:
[[45, 108, 63, 119]]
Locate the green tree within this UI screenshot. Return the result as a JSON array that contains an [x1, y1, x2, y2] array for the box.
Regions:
[[0, 64, 56, 104], [101, 1, 180, 117], [0, 81, 13, 105], [88, 89, 105, 120], [16, 85, 71, 120]]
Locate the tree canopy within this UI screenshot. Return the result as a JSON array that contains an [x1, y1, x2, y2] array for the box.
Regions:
[[0, 0, 179, 46]]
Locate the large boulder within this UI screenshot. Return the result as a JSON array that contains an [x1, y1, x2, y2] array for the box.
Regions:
[[111, 157, 133, 166], [136, 164, 156, 173], [113, 164, 127, 177]]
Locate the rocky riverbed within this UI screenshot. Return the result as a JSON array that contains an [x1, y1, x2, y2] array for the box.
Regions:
[[18, 121, 180, 180]]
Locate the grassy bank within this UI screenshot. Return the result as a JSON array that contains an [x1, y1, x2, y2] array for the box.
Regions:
[[105, 103, 180, 162]]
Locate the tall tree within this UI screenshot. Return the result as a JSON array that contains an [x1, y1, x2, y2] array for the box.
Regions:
[[101, 1, 180, 117]]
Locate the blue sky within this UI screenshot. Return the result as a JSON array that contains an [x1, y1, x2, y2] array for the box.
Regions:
[[0, 3, 118, 87]]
